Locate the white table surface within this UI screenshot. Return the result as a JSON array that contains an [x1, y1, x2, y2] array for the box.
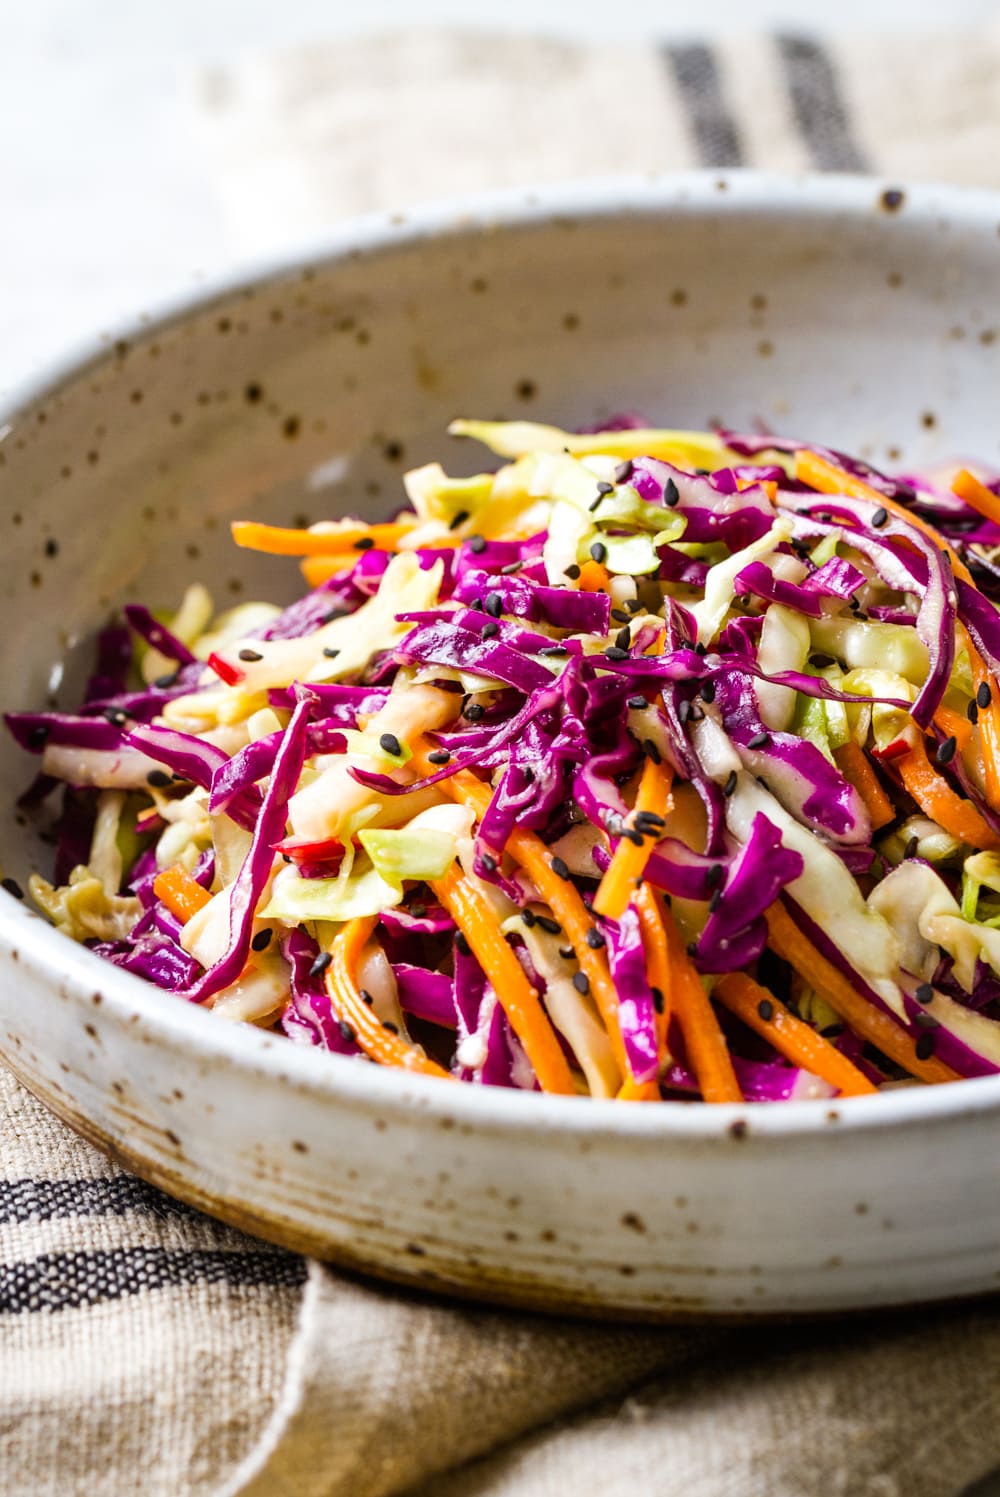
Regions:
[[1, 0, 993, 397]]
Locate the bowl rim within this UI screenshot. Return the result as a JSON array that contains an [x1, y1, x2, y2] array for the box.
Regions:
[[4, 166, 1000, 1144]]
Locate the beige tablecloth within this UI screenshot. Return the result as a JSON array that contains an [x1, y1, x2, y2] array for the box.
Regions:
[[5, 25, 1000, 1497]]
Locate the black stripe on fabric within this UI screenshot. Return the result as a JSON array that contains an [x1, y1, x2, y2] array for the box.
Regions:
[[663, 43, 744, 168], [0, 1247, 307, 1315], [776, 33, 869, 172], [0, 1175, 199, 1226]]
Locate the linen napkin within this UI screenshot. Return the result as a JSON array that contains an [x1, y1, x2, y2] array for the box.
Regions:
[[5, 24, 1000, 1497]]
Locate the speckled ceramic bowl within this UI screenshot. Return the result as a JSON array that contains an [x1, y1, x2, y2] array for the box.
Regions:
[[2, 172, 1000, 1319]]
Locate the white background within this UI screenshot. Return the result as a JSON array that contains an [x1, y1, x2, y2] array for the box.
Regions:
[[1, 0, 991, 395]]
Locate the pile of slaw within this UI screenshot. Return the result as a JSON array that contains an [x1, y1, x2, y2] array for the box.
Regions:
[[10, 415, 1000, 1103]]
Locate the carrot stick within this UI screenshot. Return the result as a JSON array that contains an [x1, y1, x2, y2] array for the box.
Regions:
[[764, 901, 959, 1085], [714, 972, 878, 1098], [430, 865, 576, 1095], [660, 903, 742, 1103], [634, 882, 672, 1060], [153, 865, 212, 924], [300, 555, 358, 588], [576, 560, 610, 592], [325, 916, 452, 1079], [616, 1077, 661, 1102], [231, 520, 413, 557], [952, 469, 1000, 531], [411, 744, 630, 1078], [593, 758, 674, 920], [794, 449, 973, 581], [895, 734, 1000, 850], [932, 705, 974, 753], [832, 741, 895, 831]]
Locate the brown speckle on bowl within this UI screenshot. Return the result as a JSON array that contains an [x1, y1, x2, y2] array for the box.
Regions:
[[515, 379, 537, 402], [562, 312, 580, 331], [540, 1229, 557, 1243], [44, 538, 58, 558], [383, 439, 404, 463], [826, 1109, 841, 1123], [880, 188, 905, 213], [757, 340, 774, 358], [245, 382, 263, 403], [921, 411, 937, 429], [405, 1242, 426, 1256], [887, 271, 903, 289], [621, 1212, 646, 1234], [282, 415, 302, 440], [217, 316, 232, 334], [980, 329, 996, 346], [670, 288, 688, 307], [729, 1119, 748, 1140], [165, 1129, 182, 1147], [470, 276, 488, 294], [291, 1139, 308, 1154], [750, 292, 767, 311]]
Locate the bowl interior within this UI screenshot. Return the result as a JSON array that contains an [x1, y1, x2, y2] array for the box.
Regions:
[[2, 173, 998, 892]]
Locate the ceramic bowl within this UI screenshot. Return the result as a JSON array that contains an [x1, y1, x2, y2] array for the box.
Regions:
[[2, 172, 1000, 1319]]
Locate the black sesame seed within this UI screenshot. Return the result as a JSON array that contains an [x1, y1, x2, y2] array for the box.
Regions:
[[914, 1032, 936, 1061], [565, 564, 581, 580], [455, 932, 472, 957], [480, 852, 497, 872], [448, 509, 470, 531], [481, 621, 499, 639], [521, 908, 537, 927], [705, 863, 724, 889], [427, 749, 451, 765], [915, 983, 934, 1005], [469, 598, 484, 611], [323, 647, 341, 659], [27, 724, 49, 749], [871, 507, 889, 529], [914, 1012, 940, 1030], [382, 1020, 399, 1034], [643, 739, 662, 764], [936, 735, 957, 766], [596, 480, 614, 496], [322, 609, 347, 625], [586, 927, 606, 949], [501, 560, 523, 575], [338, 1019, 357, 1043], [708, 889, 723, 914], [623, 828, 645, 847], [686, 941, 699, 958], [485, 592, 503, 618], [848, 596, 861, 612], [379, 732, 402, 757], [700, 680, 716, 704], [747, 731, 771, 749], [614, 460, 634, 484], [238, 648, 263, 662], [635, 811, 666, 830], [251, 927, 273, 952], [605, 646, 628, 661], [664, 478, 680, 507], [146, 769, 172, 788], [611, 608, 631, 624], [103, 708, 128, 727], [590, 541, 607, 564], [153, 672, 179, 689], [465, 703, 485, 721], [678, 700, 692, 723], [627, 694, 648, 710], [558, 945, 575, 959], [409, 903, 427, 918], [468, 534, 487, 554], [652, 986, 665, 1014], [757, 998, 774, 1022], [2, 878, 24, 900], [689, 705, 705, 723], [539, 644, 568, 657], [572, 971, 591, 995], [588, 495, 603, 514], [309, 951, 332, 979], [723, 770, 738, 796], [968, 700, 980, 725], [904, 835, 920, 860], [360, 989, 375, 1005], [694, 641, 707, 657], [613, 628, 630, 653], [978, 682, 992, 709], [354, 536, 376, 551], [551, 856, 571, 880], [537, 915, 562, 935], [625, 598, 643, 614]]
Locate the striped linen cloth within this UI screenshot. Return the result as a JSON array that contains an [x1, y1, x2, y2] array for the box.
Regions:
[[6, 25, 1000, 1497]]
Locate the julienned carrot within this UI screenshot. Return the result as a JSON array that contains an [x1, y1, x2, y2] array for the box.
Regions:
[[660, 903, 742, 1104], [794, 450, 973, 581], [325, 916, 452, 1079], [952, 468, 1000, 530], [430, 865, 576, 1095], [593, 758, 674, 920], [764, 901, 960, 1085], [965, 626, 1000, 812], [832, 741, 895, 831], [895, 734, 1000, 850], [714, 972, 878, 1098], [153, 864, 212, 924], [300, 555, 357, 588], [231, 519, 414, 557], [616, 1076, 661, 1102], [933, 705, 974, 753], [576, 560, 610, 592], [634, 882, 672, 1060], [411, 743, 629, 1078]]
